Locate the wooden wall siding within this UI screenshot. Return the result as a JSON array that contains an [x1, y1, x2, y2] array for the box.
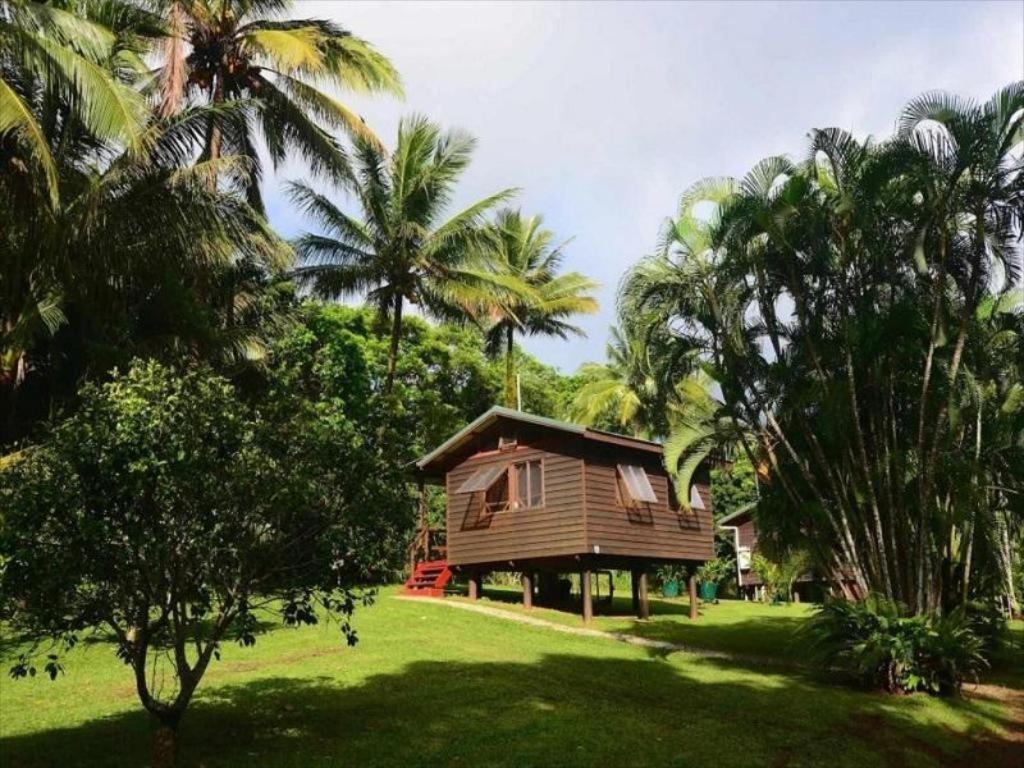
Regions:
[[445, 440, 585, 566], [583, 447, 714, 561], [736, 517, 758, 551]]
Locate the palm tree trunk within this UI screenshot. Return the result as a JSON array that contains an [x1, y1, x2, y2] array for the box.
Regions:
[[504, 325, 516, 409], [206, 73, 225, 162], [384, 295, 403, 394], [158, 2, 187, 118]]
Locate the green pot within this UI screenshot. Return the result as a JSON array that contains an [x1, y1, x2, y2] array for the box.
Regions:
[[661, 580, 680, 598], [698, 581, 718, 601]]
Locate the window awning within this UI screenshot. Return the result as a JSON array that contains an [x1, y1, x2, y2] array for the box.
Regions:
[[456, 464, 507, 494], [689, 485, 706, 510], [617, 464, 658, 503]]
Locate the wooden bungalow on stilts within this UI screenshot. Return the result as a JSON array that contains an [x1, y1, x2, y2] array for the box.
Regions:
[[404, 407, 714, 621]]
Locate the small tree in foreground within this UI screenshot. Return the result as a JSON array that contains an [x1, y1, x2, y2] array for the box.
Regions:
[[0, 361, 384, 767]]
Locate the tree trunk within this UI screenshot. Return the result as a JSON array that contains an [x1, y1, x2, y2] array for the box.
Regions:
[[504, 325, 516, 409], [384, 295, 403, 394], [151, 720, 178, 768], [158, 2, 187, 118], [206, 71, 225, 162]]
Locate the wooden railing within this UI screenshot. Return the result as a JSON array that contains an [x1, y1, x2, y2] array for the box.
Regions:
[[408, 478, 447, 572], [407, 523, 446, 572]]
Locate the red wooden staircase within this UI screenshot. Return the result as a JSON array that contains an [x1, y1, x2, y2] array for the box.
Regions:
[[402, 559, 452, 597]]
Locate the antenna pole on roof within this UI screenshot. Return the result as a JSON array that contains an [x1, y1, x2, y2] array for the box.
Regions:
[[516, 374, 522, 411]]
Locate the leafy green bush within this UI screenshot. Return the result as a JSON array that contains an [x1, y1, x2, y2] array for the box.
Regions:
[[654, 564, 686, 588], [804, 596, 988, 695], [751, 552, 807, 603], [695, 557, 734, 585]]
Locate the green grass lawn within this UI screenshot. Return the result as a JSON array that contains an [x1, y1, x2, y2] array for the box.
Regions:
[[456, 586, 817, 663], [1, 587, 1021, 768]]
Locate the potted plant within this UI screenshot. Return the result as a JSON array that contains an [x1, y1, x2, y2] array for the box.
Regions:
[[695, 557, 733, 602], [655, 565, 684, 598]]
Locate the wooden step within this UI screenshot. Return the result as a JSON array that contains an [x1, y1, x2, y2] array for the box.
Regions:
[[402, 559, 453, 597]]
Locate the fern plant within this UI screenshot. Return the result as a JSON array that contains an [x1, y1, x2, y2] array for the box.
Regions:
[[804, 596, 988, 695]]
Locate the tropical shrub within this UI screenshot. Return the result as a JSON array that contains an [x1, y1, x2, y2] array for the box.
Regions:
[[751, 552, 808, 603], [654, 564, 686, 589], [805, 597, 988, 695], [695, 557, 734, 585]]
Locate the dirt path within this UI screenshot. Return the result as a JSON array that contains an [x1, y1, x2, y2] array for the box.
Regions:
[[394, 594, 796, 668]]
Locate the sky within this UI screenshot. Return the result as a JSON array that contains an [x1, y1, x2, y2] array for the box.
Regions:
[[265, 0, 1024, 373]]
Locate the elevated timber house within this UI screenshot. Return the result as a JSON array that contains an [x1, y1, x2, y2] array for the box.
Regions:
[[717, 504, 864, 603], [406, 407, 715, 621]]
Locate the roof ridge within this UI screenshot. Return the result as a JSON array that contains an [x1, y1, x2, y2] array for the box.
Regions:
[[416, 406, 661, 471]]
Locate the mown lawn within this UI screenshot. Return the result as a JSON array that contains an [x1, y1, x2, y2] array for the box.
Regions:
[[456, 585, 817, 663], [1, 586, 1021, 768]]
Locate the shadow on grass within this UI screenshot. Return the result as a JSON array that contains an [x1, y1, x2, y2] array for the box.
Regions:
[[620, 613, 813, 665], [474, 585, 700, 618], [1, 652, 1018, 768], [467, 586, 813, 665]]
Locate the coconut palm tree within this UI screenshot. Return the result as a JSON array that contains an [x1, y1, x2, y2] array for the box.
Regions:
[[0, 0, 150, 206], [1, 2, 290, 437], [2, 106, 289, 441], [568, 326, 665, 438], [157, 0, 402, 208], [474, 210, 598, 408], [288, 115, 516, 393]]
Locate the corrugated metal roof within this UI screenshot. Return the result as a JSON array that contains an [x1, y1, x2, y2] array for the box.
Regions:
[[716, 501, 756, 527], [415, 406, 661, 471]]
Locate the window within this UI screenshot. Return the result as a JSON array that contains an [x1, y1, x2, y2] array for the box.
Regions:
[[453, 459, 542, 514], [514, 460, 543, 509], [456, 464, 507, 494], [456, 464, 511, 514], [616, 464, 657, 505], [485, 470, 510, 513], [737, 546, 752, 571], [688, 485, 706, 510]]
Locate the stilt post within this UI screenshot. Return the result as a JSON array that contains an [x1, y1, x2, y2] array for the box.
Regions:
[[631, 569, 640, 615], [468, 571, 480, 600], [638, 570, 650, 619], [522, 571, 533, 610], [581, 570, 593, 622], [688, 572, 699, 621]]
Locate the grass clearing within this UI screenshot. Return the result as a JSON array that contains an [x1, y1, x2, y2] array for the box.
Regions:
[[455, 586, 816, 662], [1, 587, 1021, 767]]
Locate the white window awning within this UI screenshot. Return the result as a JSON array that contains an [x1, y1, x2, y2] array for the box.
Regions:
[[456, 464, 507, 494], [689, 485, 706, 510], [617, 464, 658, 503]]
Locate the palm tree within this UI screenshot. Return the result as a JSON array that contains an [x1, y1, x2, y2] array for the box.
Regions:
[[568, 326, 664, 438], [623, 82, 1024, 613], [288, 115, 516, 393], [157, 0, 402, 207], [474, 210, 598, 408], [2, 102, 289, 441], [1, 0, 149, 206]]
